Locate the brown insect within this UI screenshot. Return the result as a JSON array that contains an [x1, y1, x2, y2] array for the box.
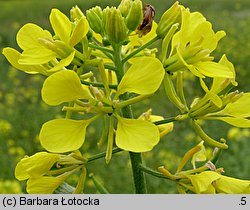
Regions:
[[137, 4, 155, 36]]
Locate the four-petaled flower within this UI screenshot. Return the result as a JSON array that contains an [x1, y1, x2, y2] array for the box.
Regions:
[[40, 57, 165, 154]]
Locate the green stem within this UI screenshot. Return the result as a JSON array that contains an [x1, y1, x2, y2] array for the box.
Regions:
[[89, 173, 109, 194], [122, 36, 160, 64], [154, 117, 177, 125], [116, 94, 151, 109], [113, 44, 147, 194], [88, 43, 114, 54], [87, 147, 122, 163], [65, 101, 74, 119], [139, 165, 172, 180], [154, 114, 189, 125], [104, 64, 116, 71], [81, 80, 118, 90]]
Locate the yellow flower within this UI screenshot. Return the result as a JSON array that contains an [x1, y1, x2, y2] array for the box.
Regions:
[[202, 92, 250, 128], [15, 152, 86, 194], [2, 8, 89, 74], [40, 57, 165, 153], [215, 175, 250, 194], [185, 171, 250, 194], [164, 8, 233, 80], [15, 152, 60, 181], [187, 171, 220, 194]]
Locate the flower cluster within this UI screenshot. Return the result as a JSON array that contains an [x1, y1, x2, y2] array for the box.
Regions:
[[2, 0, 249, 194]]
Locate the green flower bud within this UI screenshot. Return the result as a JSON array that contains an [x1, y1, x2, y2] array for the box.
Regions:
[[103, 7, 127, 45], [102, 36, 111, 46], [118, 0, 133, 17], [156, 1, 182, 38], [70, 5, 85, 21], [86, 6, 103, 34], [126, 0, 143, 31]]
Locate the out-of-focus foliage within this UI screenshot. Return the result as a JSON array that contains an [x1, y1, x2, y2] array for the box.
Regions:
[[0, 0, 249, 193]]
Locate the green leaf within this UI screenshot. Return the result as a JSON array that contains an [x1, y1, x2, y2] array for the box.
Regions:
[[39, 119, 90, 153], [116, 116, 160, 152], [116, 57, 165, 96]]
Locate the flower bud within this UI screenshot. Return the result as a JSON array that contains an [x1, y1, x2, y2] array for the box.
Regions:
[[156, 1, 182, 38], [118, 0, 132, 17], [125, 0, 143, 31], [86, 6, 103, 34], [70, 5, 85, 21], [103, 7, 127, 45]]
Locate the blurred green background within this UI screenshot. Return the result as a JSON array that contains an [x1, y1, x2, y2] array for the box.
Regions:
[[0, 0, 249, 193]]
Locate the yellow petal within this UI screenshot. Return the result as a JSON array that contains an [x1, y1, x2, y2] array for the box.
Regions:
[[215, 175, 250, 194], [16, 23, 52, 50], [15, 152, 59, 181], [211, 117, 250, 128], [221, 93, 250, 118], [199, 78, 222, 107], [69, 17, 89, 47], [2, 47, 48, 75], [47, 51, 75, 72], [116, 57, 165, 96], [39, 119, 89, 153], [187, 171, 221, 193], [195, 61, 234, 78], [116, 116, 160, 152], [42, 70, 92, 106], [211, 55, 237, 93], [27, 175, 68, 194], [50, 9, 71, 43], [19, 47, 56, 65]]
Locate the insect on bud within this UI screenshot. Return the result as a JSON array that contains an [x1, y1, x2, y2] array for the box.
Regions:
[[156, 1, 182, 39]]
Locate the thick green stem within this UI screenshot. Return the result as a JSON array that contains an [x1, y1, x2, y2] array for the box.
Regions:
[[113, 44, 147, 194]]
